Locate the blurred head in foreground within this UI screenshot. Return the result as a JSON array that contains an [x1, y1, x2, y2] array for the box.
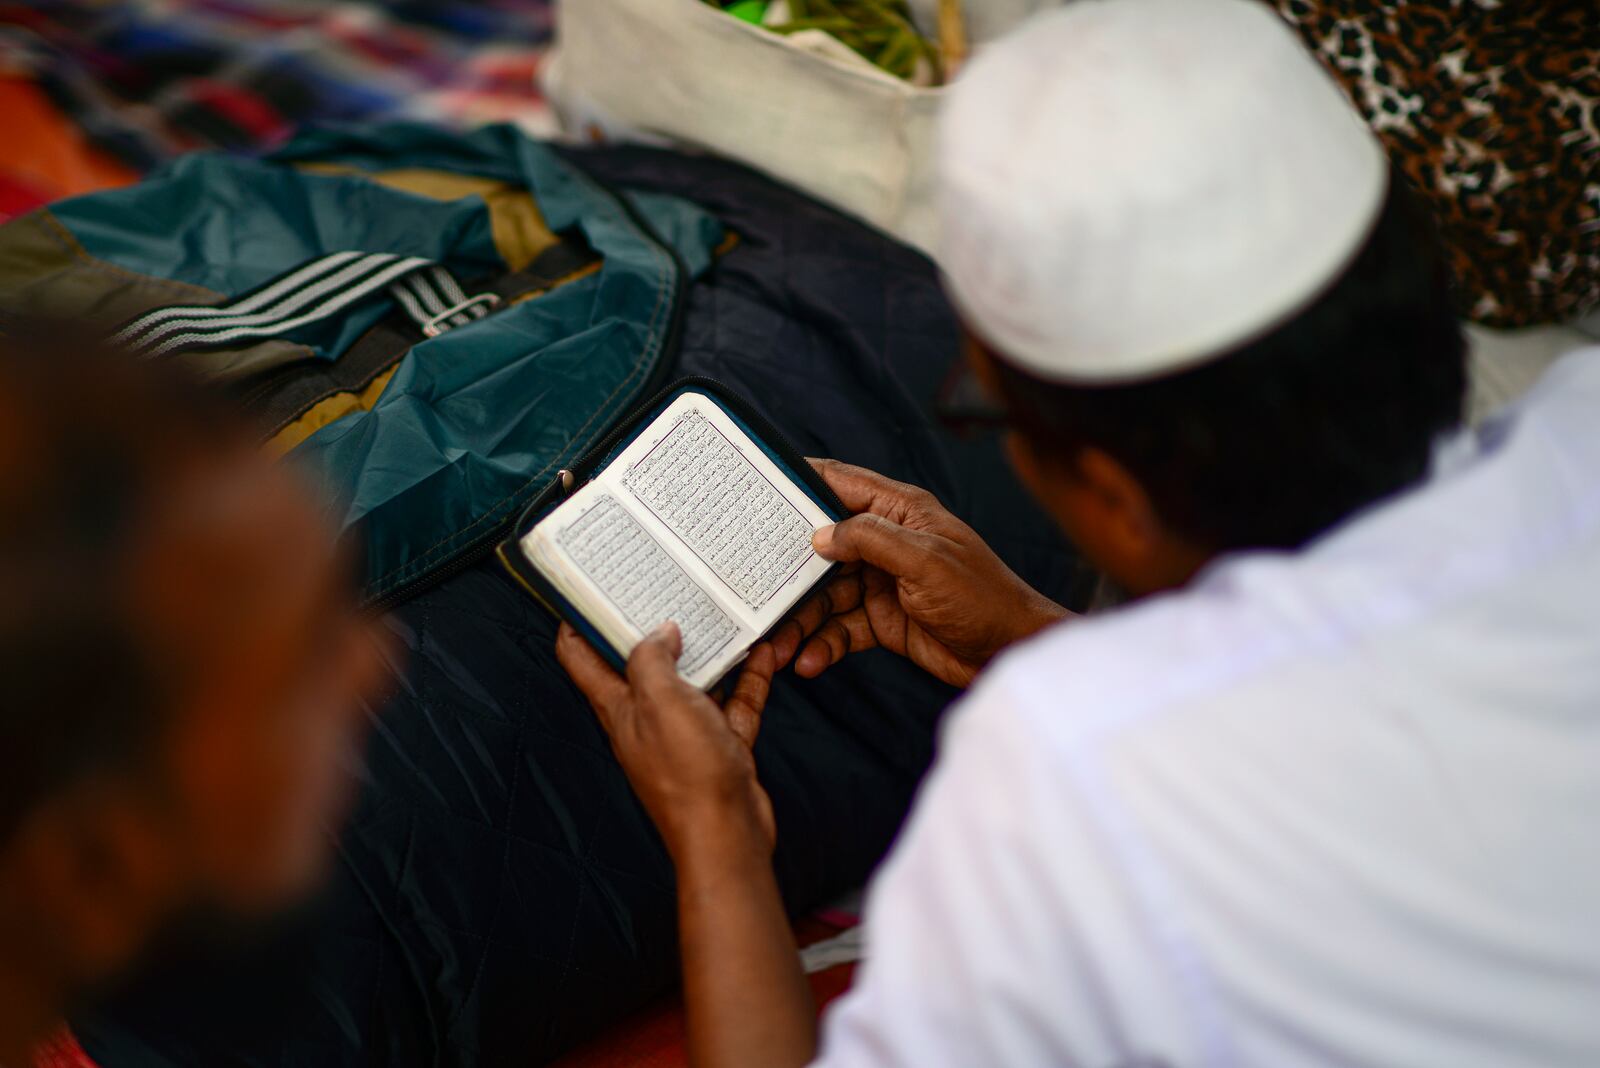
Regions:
[[0, 335, 383, 1034], [937, 0, 1466, 595]]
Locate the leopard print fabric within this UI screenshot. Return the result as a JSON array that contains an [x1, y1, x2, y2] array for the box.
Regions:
[[1269, 0, 1599, 328]]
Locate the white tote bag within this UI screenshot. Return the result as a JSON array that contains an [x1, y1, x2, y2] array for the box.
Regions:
[[546, 0, 967, 254]]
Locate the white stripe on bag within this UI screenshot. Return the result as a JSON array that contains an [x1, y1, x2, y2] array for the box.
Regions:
[[430, 267, 478, 323], [389, 268, 487, 335], [113, 251, 369, 345], [430, 266, 489, 325], [405, 271, 449, 316], [143, 257, 433, 357], [389, 279, 433, 329], [405, 271, 465, 329], [132, 253, 410, 349]]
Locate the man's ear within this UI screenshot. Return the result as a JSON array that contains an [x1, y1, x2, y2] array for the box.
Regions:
[[1072, 446, 1164, 550], [2, 785, 184, 980], [1031, 442, 1163, 561], [1008, 435, 1203, 595]]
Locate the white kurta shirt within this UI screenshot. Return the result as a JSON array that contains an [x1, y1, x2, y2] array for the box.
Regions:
[[812, 347, 1600, 1068]]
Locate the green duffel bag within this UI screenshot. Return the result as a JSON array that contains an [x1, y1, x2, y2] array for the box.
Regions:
[[0, 121, 724, 606]]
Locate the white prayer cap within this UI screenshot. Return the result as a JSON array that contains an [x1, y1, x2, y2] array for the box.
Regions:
[[937, 0, 1389, 383]]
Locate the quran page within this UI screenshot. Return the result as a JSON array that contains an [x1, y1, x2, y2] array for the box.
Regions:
[[614, 396, 833, 632], [520, 393, 833, 687], [553, 491, 743, 681]]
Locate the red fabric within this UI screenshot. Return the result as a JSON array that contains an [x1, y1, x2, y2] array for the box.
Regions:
[[0, 173, 52, 219], [31, 1030, 97, 1068], [0, 77, 137, 213], [553, 913, 863, 1068], [183, 79, 291, 145]]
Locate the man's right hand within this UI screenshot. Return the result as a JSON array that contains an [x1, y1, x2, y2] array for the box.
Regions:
[[771, 459, 1072, 689]]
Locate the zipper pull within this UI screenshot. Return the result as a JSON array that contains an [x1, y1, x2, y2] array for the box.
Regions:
[[421, 293, 501, 338], [558, 469, 576, 494]]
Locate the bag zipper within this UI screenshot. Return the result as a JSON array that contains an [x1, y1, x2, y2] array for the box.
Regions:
[[363, 170, 693, 613]]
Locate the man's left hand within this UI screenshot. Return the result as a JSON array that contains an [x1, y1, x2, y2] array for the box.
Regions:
[[556, 622, 778, 860]]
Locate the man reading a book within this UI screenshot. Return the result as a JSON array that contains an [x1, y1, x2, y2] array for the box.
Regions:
[[555, 1, 1600, 1066]]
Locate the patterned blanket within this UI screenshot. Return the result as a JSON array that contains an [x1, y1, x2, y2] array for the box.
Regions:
[[0, 0, 554, 211]]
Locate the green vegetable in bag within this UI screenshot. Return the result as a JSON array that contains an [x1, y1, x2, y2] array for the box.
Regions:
[[725, 0, 769, 23], [704, 0, 943, 84]]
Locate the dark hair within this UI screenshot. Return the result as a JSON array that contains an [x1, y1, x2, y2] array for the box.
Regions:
[[0, 330, 241, 845], [991, 170, 1467, 552]]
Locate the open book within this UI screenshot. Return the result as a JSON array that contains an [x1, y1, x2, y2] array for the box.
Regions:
[[499, 384, 844, 689]]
